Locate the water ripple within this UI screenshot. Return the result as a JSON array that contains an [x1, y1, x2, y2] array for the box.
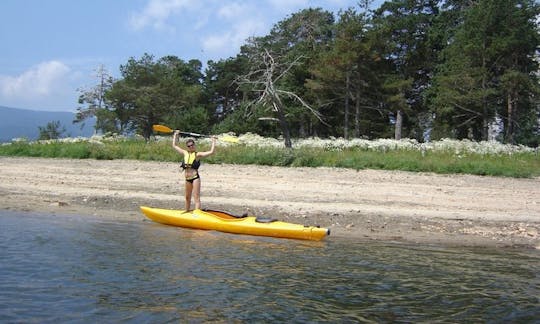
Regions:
[[0, 211, 538, 323]]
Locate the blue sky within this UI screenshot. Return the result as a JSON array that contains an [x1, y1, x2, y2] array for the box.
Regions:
[[0, 0, 382, 112]]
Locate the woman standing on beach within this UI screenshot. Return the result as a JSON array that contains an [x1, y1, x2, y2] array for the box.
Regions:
[[172, 130, 216, 210]]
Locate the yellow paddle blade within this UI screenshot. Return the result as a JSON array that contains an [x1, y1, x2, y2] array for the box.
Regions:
[[220, 135, 239, 143], [153, 124, 173, 133]]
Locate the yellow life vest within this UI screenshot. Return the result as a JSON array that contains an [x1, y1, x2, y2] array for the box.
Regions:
[[181, 152, 200, 170]]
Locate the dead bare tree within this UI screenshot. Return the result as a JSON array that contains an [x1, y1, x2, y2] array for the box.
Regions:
[[237, 49, 324, 148]]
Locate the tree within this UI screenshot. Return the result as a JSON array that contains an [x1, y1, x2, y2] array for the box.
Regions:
[[38, 120, 66, 140], [204, 55, 250, 125], [238, 49, 322, 148], [75, 65, 115, 134], [495, 0, 540, 144], [105, 54, 206, 140], [429, 0, 540, 142], [270, 8, 335, 138], [236, 8, 336, 145], [307, 7, 388, 139], [372, 0, 441, 140]]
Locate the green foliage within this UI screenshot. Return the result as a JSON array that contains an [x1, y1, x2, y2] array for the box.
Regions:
[[204, 56, 250, 125], [94, 108, 119, 134], [38, 121, 66, 140], [207, 146, 297, 166], [2, 137, 538, 178], [212, 106, 259, 135], [75, 65, 115, 134], [212, 104, 283, 138], [307, 8, 387, 139], [103, 53, 207, 140], [371, 0, 440, 139], [167, 106, 210, 134], [428, 0, 540, 141]]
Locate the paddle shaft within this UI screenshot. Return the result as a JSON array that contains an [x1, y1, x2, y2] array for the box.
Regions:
[[152, 124, 238, 143], [153, 125, 207, 137]]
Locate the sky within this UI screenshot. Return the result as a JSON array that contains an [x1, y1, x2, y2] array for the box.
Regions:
[[0, 0, 383, 112]]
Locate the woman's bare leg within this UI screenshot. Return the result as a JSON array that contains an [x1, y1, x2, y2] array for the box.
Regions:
[[192, 178, 201, 210], [184, 181, 193, 210]]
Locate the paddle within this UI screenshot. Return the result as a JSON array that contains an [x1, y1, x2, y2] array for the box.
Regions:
[[152, 124, 239, 143]]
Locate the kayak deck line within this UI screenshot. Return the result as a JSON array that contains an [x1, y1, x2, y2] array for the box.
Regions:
[[140, 206, 330, 241]]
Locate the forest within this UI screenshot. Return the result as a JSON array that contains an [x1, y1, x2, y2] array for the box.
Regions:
[[75, 0, 540, 147]]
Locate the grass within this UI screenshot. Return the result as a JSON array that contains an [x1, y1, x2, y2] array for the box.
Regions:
[[1, 136, 538, 178]]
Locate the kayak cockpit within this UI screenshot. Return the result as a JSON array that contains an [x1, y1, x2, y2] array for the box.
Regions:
[[203, 209, 277, 223], [202, 209, 247, 220]]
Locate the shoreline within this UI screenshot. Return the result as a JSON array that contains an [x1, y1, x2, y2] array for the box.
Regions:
[[1, 156, 539, 249]]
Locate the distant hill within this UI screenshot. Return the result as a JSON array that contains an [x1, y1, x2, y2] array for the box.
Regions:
[[0, 106, 96, 142]]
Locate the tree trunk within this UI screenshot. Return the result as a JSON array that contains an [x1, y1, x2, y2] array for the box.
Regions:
[[480, 56, 489, 141], [299, 120, 306, 138], [505, 91, 516, 144], [354, 89, 360, 138], [276, 107, 292, 148], [344, 71, 350, 139], [394, 110, 403, 140], [482, 104, 489, 141]]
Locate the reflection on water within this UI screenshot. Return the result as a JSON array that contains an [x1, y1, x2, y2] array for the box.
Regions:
[[0, 211, 538, 322]]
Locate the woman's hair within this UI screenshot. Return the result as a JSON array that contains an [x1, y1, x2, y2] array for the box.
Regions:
[[185, 139, 195, 146]]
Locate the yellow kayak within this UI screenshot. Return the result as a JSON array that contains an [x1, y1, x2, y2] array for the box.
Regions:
[[140, 206, 330, 241]]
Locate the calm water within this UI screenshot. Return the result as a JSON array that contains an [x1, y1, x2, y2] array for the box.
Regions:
[[0, 211, 538, 323]]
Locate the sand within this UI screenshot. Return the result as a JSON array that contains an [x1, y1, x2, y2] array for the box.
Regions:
[[1, 156, 539, 248]]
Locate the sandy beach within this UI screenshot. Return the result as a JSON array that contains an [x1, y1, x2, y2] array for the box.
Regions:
[[0, 156, 539, 248]]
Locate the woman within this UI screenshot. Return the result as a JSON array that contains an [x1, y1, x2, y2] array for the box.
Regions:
[[172, 130, 216, 210]]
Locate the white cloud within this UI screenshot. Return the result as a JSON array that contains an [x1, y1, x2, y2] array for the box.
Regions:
[[232, 19, 268, 43], [0, 61, 71, 99], [217, 2, 250, 19], [202, 2, 268, 58], [129, 0, 192, 31], [268, 0, 355, 14], [202, 34, 231, 54], [202, 17, 267, 53], [267, 0, 309, 12]]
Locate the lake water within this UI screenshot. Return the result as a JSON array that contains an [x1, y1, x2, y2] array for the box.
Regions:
[[0, 211, 538, 323]]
